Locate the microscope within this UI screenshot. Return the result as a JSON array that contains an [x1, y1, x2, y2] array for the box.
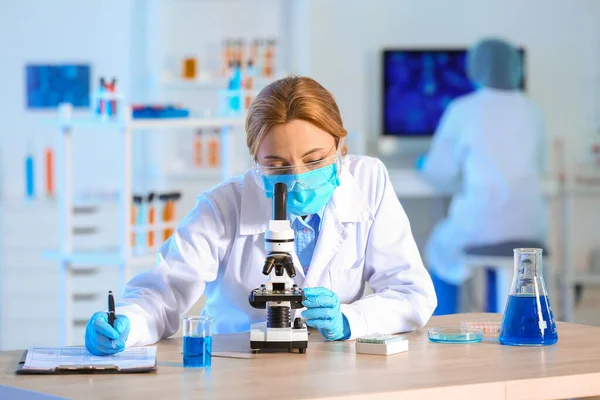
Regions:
[[248, 182, 309, 353]]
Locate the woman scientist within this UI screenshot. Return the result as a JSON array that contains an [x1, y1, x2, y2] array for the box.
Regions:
[[85, 76, 437, 355], [419, 38, 547, 315]]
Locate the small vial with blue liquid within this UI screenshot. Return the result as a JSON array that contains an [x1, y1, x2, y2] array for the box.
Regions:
[[499, 248, 558, 346], [25, 152, 35, 199], [228, 61, 243, 114], [183, 316, 214, 368]]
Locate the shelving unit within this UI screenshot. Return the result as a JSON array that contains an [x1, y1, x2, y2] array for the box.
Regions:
[[160, 74, 287, 91], [48, 105, 245, 345], [163, 167, 222, 181], [34, 0, 290, 347], [560, 165, 600, 321], [46, 116, 245, 130]]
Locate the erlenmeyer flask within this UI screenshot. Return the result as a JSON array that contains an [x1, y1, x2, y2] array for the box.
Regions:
[[499, 248, 558, 346]]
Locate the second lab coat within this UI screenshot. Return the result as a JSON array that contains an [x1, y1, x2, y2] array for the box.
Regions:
[[117, 156, 437, 346], [421, 88, 547, 285]]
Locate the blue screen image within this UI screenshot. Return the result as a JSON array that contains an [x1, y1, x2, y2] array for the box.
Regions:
[[383, 50, 474, 136], [26, 64, 91, 109]]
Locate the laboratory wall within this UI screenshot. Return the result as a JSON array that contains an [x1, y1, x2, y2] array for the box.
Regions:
[[0, 0, 138, 350], [0, 0, 135, 200], [1, 0, 600, 351], [143, 0, 287, 213], [0, 0, 287, 230], [296, 0, 600, 271], [301, 0, 600, 151], [0, 0, 290, 350]]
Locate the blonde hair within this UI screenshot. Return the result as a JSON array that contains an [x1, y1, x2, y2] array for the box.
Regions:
[[245, 76, 348, 159]]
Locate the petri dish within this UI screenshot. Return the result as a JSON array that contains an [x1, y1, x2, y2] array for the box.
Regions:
[[428, 327, 483, 344]]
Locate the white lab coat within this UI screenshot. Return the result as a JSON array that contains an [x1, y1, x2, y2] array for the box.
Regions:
[[117, 155, 436, 346], [422, 88, 547, 285]]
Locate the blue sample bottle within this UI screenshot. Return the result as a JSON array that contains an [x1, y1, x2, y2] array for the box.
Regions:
[[228, 61, 242, 113], [25, 153, 35, 199], [499, 248, 558, 346], [183, 335, 212, 368]]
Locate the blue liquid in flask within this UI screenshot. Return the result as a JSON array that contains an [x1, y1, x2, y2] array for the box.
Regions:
[[499, 294, 558, 346], [183, 335, 212, 367]]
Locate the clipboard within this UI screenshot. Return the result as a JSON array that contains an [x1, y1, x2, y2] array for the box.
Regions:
[[15, 347, 157, 375]]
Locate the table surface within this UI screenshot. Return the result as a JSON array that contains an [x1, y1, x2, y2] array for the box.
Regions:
[[1, 313, 599, 400], [387, 168, 560, 198]]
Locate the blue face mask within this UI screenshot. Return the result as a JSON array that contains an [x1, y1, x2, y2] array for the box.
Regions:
[[262, 163, 340, 216]]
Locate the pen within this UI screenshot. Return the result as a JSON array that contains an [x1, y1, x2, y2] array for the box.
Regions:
[[108, 291, 115, 328]]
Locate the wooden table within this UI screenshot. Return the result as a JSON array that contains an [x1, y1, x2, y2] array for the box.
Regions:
[[1, 313, 600, 400]]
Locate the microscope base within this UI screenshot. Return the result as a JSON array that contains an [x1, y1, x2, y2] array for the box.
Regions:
[[250, 322, 309, 353], [250, 340, 308, 353]]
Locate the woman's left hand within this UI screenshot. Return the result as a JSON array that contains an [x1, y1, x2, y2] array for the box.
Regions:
[[301, 287, 351, 341], [415, 153, 428, 171]]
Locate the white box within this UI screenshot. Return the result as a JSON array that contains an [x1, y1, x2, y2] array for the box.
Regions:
[[355, 336, 409, 356]]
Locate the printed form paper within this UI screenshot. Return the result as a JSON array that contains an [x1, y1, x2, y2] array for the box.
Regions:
[[22, 346, 157, 370]]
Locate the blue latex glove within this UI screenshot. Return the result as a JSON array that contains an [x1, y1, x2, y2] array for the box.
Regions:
[[415, 154, 427, 171], [85, 312, 130, 356], [301, 287, 351, 341]]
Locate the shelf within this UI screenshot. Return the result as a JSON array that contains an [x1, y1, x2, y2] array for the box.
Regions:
[[160, 74, 286, 90], [565, 184, 600, 195], [44, 249, 158, 268], [0, 199, 58, 212], [129, 253, 158, 267], [571, 273, 600, 285], [131, 221, 178, 233], [45, 250, 123, 266], [0, 198, 120, 222], [130, 117, 245, 130], [45, 116, 246, 130], [44, 117, 125, 129], [164, 167, 223, 180], [564, 166, 600, 193]]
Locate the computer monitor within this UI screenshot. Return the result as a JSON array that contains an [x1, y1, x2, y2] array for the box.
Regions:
[[382, 48, 526, 137]]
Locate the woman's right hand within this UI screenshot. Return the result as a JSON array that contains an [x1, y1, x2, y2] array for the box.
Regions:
[[84, 311, 130, 356]]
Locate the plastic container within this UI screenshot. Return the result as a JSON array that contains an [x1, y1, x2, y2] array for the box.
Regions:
[[193, 129, 203, 167], [147, 192, 156, 248], [428, 327, 483, 344], [461, 321, 501, 334], [182, 57, 197, 79], [356, 334, 408, 356], [44, 147, 54, 198]]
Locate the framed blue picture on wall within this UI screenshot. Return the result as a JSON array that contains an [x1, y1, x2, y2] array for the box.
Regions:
[[26, 64, 91, 109]]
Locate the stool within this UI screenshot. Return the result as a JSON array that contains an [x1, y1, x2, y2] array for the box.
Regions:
[[463, 241, 549, 313]]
